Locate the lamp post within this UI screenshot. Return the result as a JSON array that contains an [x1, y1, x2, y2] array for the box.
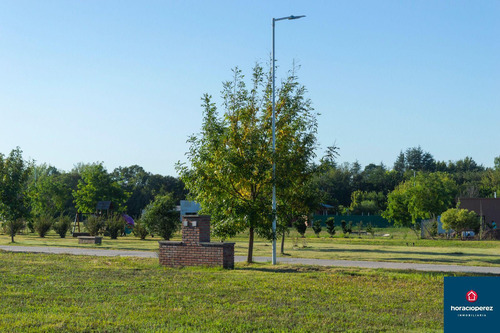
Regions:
[[272, 15, 305, 265]]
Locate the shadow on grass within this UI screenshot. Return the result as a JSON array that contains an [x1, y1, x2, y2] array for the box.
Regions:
[[235, 262, 324, 274], [235, 262, 499, 277], [299, 247, 500, 259]]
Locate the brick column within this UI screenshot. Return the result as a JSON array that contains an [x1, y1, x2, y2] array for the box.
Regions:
[[181, 215, 211, 244]]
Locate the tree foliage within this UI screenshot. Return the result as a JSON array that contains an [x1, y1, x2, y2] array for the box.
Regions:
[[177, 64, 317, 262], [112, 165, 186, 218], [29, 164, 74, 217], [0, 147, 31, 224], [73, 163, 129, 213], [383, 172, 457, 227]]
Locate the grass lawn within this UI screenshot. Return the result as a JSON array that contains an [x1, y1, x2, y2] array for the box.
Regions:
[[0, 251, 458, 332], [2, 227, 499, 267]]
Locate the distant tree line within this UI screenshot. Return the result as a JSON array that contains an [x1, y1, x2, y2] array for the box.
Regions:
[[313, 145, 498, 218], [0, 147, 186, 229], [1, 143, 499, 242]]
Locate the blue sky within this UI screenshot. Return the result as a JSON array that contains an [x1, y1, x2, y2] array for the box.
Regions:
[[0, 1, 498, 176]]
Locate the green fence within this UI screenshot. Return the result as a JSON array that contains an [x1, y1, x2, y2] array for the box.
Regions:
[[312, 215, 392, 228]]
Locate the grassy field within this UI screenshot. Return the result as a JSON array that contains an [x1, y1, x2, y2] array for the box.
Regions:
[[0, 251, 457, 332], [2, 227, 499, 267]]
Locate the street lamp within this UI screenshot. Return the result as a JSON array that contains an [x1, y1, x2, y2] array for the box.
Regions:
[[272, 15, 305, 265]]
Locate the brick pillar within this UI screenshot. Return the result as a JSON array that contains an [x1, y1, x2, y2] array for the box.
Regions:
[[181, 215, 211, 245]]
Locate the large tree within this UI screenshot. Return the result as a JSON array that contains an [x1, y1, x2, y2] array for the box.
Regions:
[[393, 146, 435, 176], [0, 147, 31, 222], [73, 163, 129, 213], [383, 172, 457, 228], [177, 64, 317, 262], [28, 164, 72, 217], [112, 165, 187, 218], [0, 148, 31, 242]]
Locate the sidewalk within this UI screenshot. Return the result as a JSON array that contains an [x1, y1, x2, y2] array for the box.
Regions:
[[1, 245, 499, 275]]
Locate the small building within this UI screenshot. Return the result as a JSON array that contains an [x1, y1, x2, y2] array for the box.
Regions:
[[458, 198, 500, 227], [315, 203, 334, 216]]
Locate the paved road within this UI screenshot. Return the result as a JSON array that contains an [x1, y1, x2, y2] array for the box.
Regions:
[[1, 245, 499, 275]]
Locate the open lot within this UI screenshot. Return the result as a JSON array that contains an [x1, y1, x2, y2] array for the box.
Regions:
[[0, 251, 457, 332], [1, 227, 499, 267]]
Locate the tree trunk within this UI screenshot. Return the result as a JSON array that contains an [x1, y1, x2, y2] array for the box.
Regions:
[[247, 226, 254, 263], [280, 232, 285, 255]]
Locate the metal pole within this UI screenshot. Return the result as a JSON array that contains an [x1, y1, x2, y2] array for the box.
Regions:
[[271, 15, 305, 265], [272, 18, 277, 265]]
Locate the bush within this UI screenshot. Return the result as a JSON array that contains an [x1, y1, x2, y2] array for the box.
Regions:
[[325, 217, 336, 237], [106, 214, 125, 240], [366, 222, 374, 237], [293, 217, 307, 237], [133, 219, 149, 240], [341, 220, 353, 237], [357, 221, 363, 236], [53, 215, 72, 238], [142, 194, 180, 240], [5, 219, 26, 242], [312, 220, 322, 237], [85, 215, 105, 236], [441, 208, 479, 234], [34, 215, 54, 238]]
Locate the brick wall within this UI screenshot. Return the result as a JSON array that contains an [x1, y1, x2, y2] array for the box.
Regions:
[[159, 215, 234, 269]]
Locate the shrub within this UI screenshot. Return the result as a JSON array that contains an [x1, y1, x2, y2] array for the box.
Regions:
[[312, 220, 322, 237], [341, 220, 347, 235], [325, 217, 336, 237], [34, 215, 54, 238], [142, 194, 180, 240], [366, 222, 374, 237], [53, 215, 72, 238], [357, 221, 363, 237], [341, 220, 353, 237], [85, 215, 105, 236], [133, 219, 149, 240], [441, 208, 479, 234], [346, 221, 353, 234], [293, 217, 307, 238], [5, 219, 26, 242], [106, 214, 125, 239]]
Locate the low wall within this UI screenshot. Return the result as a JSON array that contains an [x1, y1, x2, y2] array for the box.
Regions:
[[158, 215, 235, 269], [159, 241, 234, 269]]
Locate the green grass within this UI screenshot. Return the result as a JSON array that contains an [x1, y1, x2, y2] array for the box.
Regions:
[[1, 227, 499, 267], [0, 251, 458, 332]]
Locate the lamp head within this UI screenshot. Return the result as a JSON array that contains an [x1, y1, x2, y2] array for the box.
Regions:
[[288, 15, 306, 20]]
